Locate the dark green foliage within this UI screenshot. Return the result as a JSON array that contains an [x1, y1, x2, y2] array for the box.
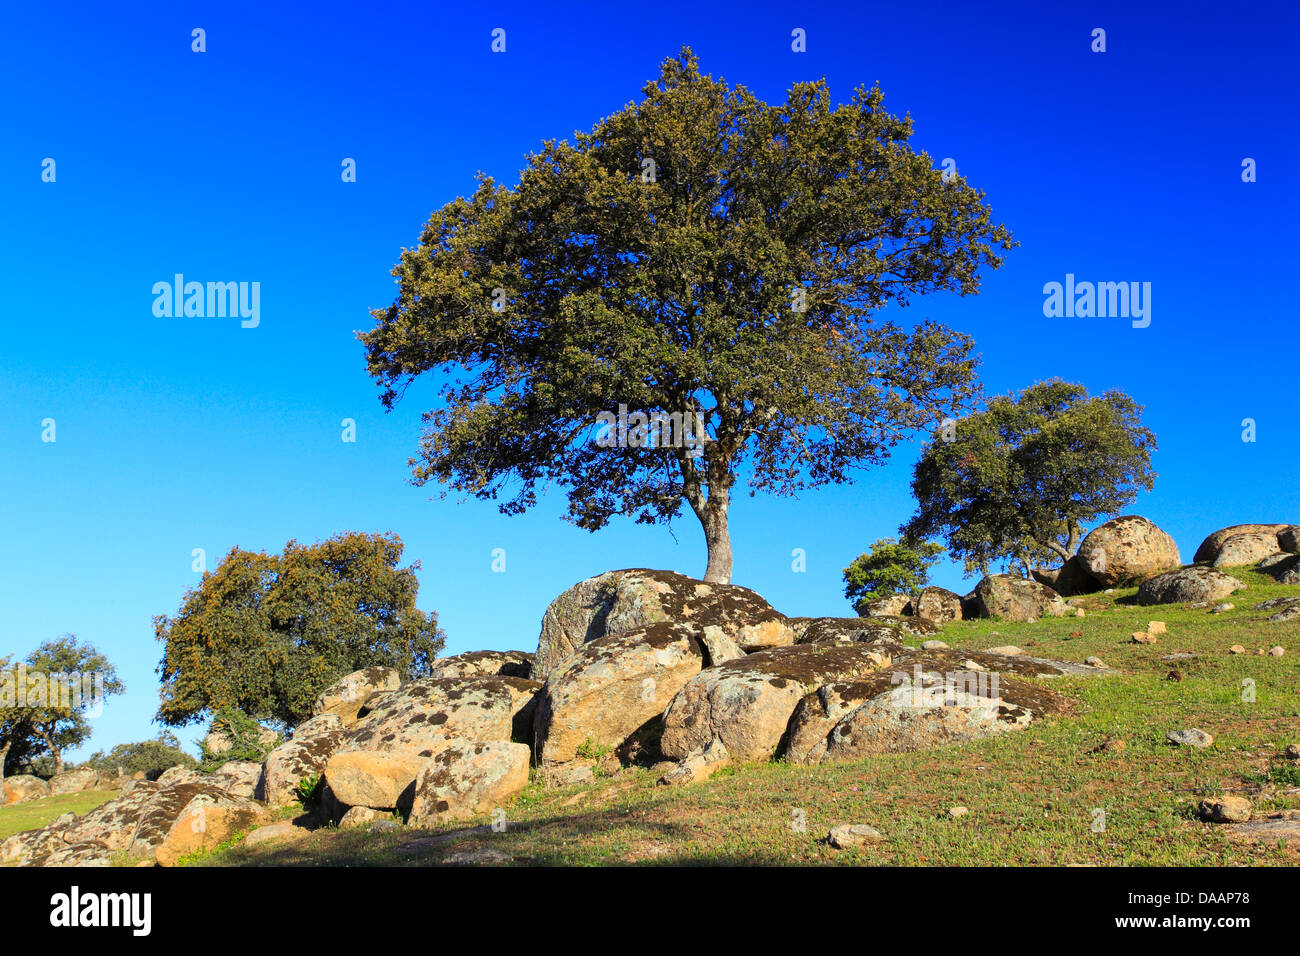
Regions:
[[198, 707, 281, 772], [155, 531, 444, 728], [903, 379, 1156, 577], [295, 772, 324, 811], [361, 47, 1012, 583], [843, 538, 944, 614]]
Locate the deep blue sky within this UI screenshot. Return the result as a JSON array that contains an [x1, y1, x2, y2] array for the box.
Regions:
[[3, 1, 1297, 760]]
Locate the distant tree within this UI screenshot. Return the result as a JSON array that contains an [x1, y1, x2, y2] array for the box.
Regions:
[[82, 731, 197, 778], [0, 637, 124, 778], [154, 531, 444, 728], [361, 47, 1012, 584], [843, 538, 944, 614], [901, 379, 1157, 578]]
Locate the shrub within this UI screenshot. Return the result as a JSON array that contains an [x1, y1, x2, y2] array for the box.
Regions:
[[198, 706, 280, 772], [843, 538, 944, 615]]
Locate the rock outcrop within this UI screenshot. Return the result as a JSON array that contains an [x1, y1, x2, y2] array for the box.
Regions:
[[407, 741, 531, 825], [1137, 566, 1246, 605], [1194, 524, 1292, 564], [311, 667, 402, 727], [913, 587, 965, 624], [2, 775, 50, 804], [783, 658, 1070, 765], [533, 569, 793, 680], [659, 642, 900, 762], [1077, 516, 1181, 586], [533, 623, 704, 766], [257, 715, 348, 806], [428, 650, 534, 680], [972, 575, 1070, 622], [337, 675, 540, 759]]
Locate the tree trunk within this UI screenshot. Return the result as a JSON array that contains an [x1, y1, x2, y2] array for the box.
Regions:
[[39, 728, 62, 774], [0, 739, 9, 782], [701, 501, 733, 584]]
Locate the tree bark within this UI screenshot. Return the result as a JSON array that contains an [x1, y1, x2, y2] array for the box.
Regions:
[[0, 739, 9, 782], [38, 728, 62, 774], [701, 501, 733, 584]]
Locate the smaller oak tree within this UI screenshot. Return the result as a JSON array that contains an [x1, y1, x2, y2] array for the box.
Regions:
[[843, 537, 944, 615], [0, 637, 124, 778], [155, 531, 444, 729], [902, 379, 1156, 577]]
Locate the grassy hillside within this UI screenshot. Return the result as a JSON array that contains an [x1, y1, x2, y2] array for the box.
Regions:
[[187, 566, 1299, 866], [0, 790, 119, 840]]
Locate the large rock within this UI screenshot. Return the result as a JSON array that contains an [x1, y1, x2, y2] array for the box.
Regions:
[[659, 642, 900, 762], [1279, 527, 1300, 553], [324, 750, 428, 809], [871, 614, 941, 638], [1261, 554, 1300, 585], [407, 741, 531, 825], [207, 761, 262, 799], [1137, 566, 1246, 606], [913, 587, 964, 624], [156, 766, 202, 788], [972, 575, 1070, 622], [1212, 531, 1288, 568], [47, 768, 103, 796], [1031, 555, 1099, 597], [153, 790, 268, 866], [860, 594, 913, 617], [203, 724, 278, 756], [534, 569, 793, 681], [796, 617, 910, 648], [6, 779, 254, 867], [784, 655, 1070, 765], [257, 716, 348, 806], [1194, 524, 1291, 564], [338, 675, 540, 759], [534, 623, 704, 766], [2, 775, 50, 804], [49, 782, 161, 854], [126, 782, 245, 861], [428, 650, 533, 680], [311, 666, 402, 727], [1077, 516, 1181, 586]]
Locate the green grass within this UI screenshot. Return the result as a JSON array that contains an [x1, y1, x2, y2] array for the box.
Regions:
[[0, 789, 119, 840]]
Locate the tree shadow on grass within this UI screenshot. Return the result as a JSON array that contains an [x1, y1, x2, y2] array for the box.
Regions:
[[207, 804, 803, 867]]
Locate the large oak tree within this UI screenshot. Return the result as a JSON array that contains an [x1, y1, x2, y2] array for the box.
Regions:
[[362, 49, 1013, 583]]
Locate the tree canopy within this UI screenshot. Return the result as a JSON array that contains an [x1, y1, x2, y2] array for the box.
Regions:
[[154, 531, 444, 728], [843, 537, 944, 614], [901, 379, 1157, 577], [361, 47, 1013, 583]]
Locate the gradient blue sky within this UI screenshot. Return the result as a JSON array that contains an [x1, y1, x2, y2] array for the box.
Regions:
[[3, 0, 1297, 760]]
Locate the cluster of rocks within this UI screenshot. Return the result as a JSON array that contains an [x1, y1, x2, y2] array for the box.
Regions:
[[1018, 517, 1300, 607], [1, 767, 123, 806], [528, 569, 1113, 787]]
